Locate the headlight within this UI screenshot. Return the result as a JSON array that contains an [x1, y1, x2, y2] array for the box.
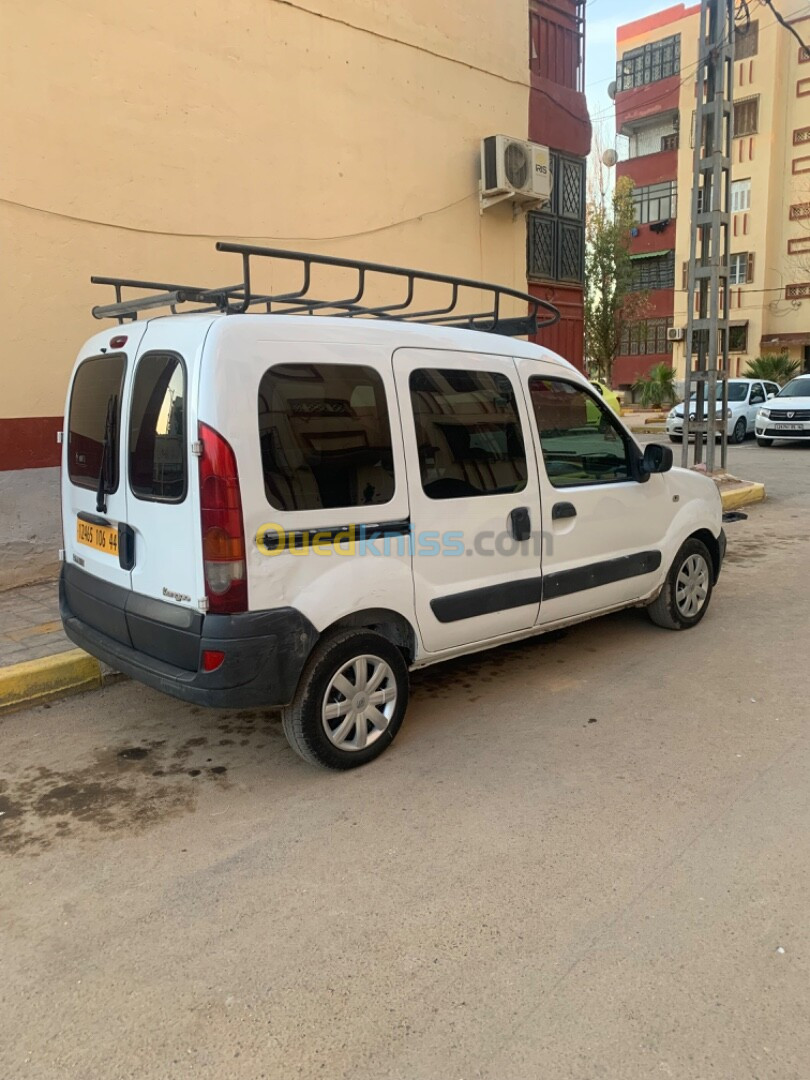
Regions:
[[727, 408, 733, 420], [668, 408, 677, 419], [759, 408, 770, 419]]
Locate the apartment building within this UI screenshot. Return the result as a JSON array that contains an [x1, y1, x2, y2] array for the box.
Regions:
[[613, 1, 810, 391]]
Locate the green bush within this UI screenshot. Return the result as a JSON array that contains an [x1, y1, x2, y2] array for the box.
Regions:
[[743, 353, 800, 385], [633, 363, 676, 408]]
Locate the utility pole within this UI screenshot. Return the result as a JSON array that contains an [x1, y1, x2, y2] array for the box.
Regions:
[[682, 0, 734, 471]]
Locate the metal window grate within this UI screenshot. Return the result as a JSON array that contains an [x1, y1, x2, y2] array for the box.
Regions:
[[616, 34, 681, 91], [90, 243, 559, 337], [528, 216, 556, 280]]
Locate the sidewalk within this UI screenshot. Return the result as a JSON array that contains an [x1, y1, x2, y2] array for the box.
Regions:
[[0, 581, 71, 667]]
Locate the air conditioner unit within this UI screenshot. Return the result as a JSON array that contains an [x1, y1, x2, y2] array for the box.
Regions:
[[667, 327, 685, 342], [480, 135, 552, 212]]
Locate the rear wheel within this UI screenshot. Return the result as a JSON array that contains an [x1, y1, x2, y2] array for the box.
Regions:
[[647, 538, 714, 630], [756, 437, 773, 447], [282, 629, 409, 769], [731, 417, 747, 444]]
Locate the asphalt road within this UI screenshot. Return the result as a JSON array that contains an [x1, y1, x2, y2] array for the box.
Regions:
[[2, 440, 809, 1079]]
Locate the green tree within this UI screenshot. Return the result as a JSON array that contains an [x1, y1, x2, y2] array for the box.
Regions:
[[633, 362, 676, 408], [743, 353, 800, 385], [584, 174, 646, 386]]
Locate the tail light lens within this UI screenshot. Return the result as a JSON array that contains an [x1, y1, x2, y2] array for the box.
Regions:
[[198, 422, 247, 614]]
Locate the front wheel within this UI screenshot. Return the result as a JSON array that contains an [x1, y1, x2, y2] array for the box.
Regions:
[[669, 434, 683, 444], [647, 538, 714, 630], [731, 417, 747, 444], [756, 437, 773, 447], [282, 629, 409, 769]]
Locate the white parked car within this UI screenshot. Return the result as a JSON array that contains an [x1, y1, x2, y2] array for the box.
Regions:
[[666, 378, 779, 445], [755, 375, 810, 446], [60, 245, 726, 770]]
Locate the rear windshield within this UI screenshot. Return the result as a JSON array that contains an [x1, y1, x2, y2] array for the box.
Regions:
[[129, 352, 187, 502], [68, 354, 126, 491]]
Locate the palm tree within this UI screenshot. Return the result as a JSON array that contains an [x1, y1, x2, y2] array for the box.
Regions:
[[633, 363, 676, 408], [744, 353, 800, 385]]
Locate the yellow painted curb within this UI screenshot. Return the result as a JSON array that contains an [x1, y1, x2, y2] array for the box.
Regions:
[[0, 649, 102, 714], [719, 481, 766, 511]]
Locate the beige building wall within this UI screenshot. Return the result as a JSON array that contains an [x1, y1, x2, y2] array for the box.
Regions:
[[669, 1, 810, 379], [1, 0, 531, 422]]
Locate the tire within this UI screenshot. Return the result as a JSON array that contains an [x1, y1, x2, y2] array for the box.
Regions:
[[646, 538, 714, 631], [731, 417, 746, 444], [281, 629, 409, 770], [756, 437, 773, 447], [669, 434, 683, 444]]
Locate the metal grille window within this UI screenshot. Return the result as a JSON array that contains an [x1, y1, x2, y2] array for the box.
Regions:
[[795, 126, 810, 145], [731, 179, 751, 212], [734, 97, 759, 136], [786, 283, 810, 299], [527, 152, 585, 284], [529, 2, 584, 92], [736, 21, 759, 59], [632, 181, 677, 223], [619, 318, 674, 356], [790, 203, 810, 220], [629, 252, 675, 291], [616, 34, 680, 90]]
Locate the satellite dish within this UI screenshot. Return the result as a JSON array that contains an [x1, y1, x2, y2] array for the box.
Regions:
[[608, 80, 617, 100], [601, 148, 618, 168]]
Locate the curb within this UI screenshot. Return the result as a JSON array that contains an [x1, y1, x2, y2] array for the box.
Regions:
[[718, 481, 766, 511], [0, 649, 103, 714]]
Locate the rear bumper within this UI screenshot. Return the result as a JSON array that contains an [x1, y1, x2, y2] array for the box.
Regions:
[[60, 564, 318, 708]]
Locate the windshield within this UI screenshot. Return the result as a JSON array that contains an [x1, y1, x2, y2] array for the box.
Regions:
[[689, 383, 748, 403], [779, 377, 810, 398]]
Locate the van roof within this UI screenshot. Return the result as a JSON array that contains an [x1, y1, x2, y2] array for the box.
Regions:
[[85, 311, 579, 374]]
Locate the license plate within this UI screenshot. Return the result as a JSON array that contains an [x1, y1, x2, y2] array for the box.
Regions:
[[76, 518, 119, 556], [773, 424, 803, 431]]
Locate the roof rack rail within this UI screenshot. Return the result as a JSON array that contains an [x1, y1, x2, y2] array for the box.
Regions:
[[91, 242, 559, 337]]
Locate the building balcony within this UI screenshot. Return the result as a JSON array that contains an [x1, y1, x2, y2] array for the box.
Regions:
[[529, 0, 591, 158]]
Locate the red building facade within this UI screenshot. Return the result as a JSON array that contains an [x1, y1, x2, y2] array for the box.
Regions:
[[528, 0, 592, 369]]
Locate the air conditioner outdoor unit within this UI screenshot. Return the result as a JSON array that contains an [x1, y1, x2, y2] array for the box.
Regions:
[[667, 327, 685, 342], [480, 135, 552, 212]]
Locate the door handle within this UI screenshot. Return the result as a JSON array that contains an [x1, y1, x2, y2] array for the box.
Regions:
[[552, 502, 577, 521], [509, 506, 531, 541]]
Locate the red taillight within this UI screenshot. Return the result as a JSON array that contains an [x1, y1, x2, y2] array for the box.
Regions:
[[198, 422, 247, 614], [202, 649, 226, 672]]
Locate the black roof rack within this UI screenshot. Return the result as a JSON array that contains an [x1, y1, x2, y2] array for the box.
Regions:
[[91, 242, 559, 338]]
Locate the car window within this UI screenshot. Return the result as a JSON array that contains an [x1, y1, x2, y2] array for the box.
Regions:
[[258, 363, 395, 511], [409, 368, 527, 500], [529, 377, 632, 488], [68, 353, 126, 492], [129, 352, 187, 502], [749, 383, 765, 405]]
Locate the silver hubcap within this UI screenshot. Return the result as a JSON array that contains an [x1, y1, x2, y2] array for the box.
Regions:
[[676, 554, 710, 618], [322, 654, 397, 751]]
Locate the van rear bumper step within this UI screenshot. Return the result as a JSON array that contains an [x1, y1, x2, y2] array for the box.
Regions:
[[59, 566, 318, 708]]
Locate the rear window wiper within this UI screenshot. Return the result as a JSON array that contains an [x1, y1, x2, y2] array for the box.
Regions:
[[96, 393, 117, 513]]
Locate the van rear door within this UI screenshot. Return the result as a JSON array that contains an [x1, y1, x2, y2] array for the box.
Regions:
[[62, 325, 149, 592], [121, 320, 202, 613]]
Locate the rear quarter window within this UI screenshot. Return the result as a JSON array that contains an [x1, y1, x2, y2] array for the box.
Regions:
[[68, 353, 126, 491], [258, 363, 395, 511]]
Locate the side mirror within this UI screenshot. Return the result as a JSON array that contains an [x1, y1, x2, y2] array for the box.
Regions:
[[640, 443, 673, 479], [767, 392, 775, 399]]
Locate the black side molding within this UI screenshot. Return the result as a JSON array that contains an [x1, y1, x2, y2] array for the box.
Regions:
[[543, 550, 662, 600], [430, 577, 543, 623]]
